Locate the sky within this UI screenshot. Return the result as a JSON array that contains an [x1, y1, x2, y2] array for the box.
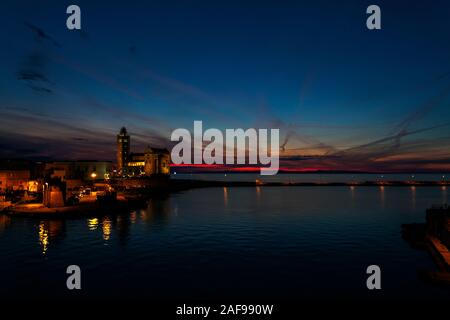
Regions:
[[1, 0, 450, 172]]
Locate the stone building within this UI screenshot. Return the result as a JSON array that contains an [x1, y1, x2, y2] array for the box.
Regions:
[[117, 127, 130, 173], [143, 147, 171, 175], [0, 170, 30, 192], [44, 161, 112, 181], [116, 127, 170, 177], [0, 160, 39, 192]]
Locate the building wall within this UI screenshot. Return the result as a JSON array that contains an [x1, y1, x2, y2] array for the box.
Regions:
[[117, 128, 130, 173], [45, 161, 112, 181], [121, 150, 170, 177], [115, 127, 170, 177], [144, 150, 170, 176], [0, 170, 30, 192], [43, 185, 65, 208], [159, 153, 170, 175]]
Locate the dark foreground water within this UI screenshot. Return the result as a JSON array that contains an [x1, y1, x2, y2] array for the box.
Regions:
[[1, 186, 449, 301]]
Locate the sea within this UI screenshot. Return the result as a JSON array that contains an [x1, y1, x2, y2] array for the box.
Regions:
[[0, 173, 449, 301]]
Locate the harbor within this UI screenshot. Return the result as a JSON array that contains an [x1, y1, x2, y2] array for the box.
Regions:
[[1, 127, 449, 218], [1, 185, 449, 302], [403, 205, 450, 285]]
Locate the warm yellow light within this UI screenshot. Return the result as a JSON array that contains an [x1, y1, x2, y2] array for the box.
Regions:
[[38, 222, 49, 255], [91, 172, 97, 179], [128, 162, 145, 167], [87, 218, 99, 231], [102, 217, 112, 241]]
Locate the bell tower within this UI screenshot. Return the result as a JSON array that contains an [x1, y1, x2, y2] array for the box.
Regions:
[[117, 127, 130, 174]]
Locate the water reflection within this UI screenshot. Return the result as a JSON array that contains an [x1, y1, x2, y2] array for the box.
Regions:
[[88, 199, 172, 244], [102, 217, 112, 241], [256, 186, 261, 203], [87, 218, 99, 231], [442, 186, 447, 204], [0, 215, 11, 234], [349, 186, 355, 202], [140, 197, 171, 225], [38, 223, 49, 254], [2, 186, 450, 300], [130, 211, 137, 224], [410, 186, 416, 209], [115, 214, 131, 245], [37, 220, 66, 255], [379, 186, 385, 208], [223, 187, 228, 206]]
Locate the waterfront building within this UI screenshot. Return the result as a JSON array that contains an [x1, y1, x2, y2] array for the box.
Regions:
[[0, 160, 42, 194], [116, 127, 170, 177], [0, 170, 30, 192], [44, 161, 112, 181], [117, 127, 130, 174]]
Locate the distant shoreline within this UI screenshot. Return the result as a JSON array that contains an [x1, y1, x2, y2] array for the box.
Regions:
[[170, 170, 450, 175], [169, 179, 450, 189], [3, 179, 448, 219]]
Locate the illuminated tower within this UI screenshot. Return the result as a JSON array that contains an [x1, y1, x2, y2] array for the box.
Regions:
[[117, 127, 130, 174]]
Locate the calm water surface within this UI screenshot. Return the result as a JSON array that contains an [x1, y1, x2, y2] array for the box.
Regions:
[[1, 186, 449, 301]]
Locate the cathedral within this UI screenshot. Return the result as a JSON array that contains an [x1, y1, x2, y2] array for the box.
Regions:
[[116, 127, 170, 177]]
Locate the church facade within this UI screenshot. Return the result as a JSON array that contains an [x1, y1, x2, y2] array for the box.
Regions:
[[117, 127, 170, 177]]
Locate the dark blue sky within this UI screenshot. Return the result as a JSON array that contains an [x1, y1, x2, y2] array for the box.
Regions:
[[1, 0, 450, 171]]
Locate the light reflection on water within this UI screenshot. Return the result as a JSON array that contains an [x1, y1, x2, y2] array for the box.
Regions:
[[223, 187, 228, 206], [0, 186, 449, 301], [102, 217, 112, 241], [87, 218, 99, 231], [443, 186, 447, 204], [379, 185, 385, 208], [0, 214, 10, 234], [38, 222, 49, 255], [36, 220, 66, 255], [411, 186, 416, 210]]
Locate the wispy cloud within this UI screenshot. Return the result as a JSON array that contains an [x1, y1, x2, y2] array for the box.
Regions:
[[24, 22, 61, 48]]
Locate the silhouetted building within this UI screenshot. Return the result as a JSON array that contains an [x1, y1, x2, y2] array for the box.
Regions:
[[116, 127, 170, 177], [44, 161, 112, 181], [144, 147, 170, 175], [426, 205, 450, 251], [117, 127, 130, 174]]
